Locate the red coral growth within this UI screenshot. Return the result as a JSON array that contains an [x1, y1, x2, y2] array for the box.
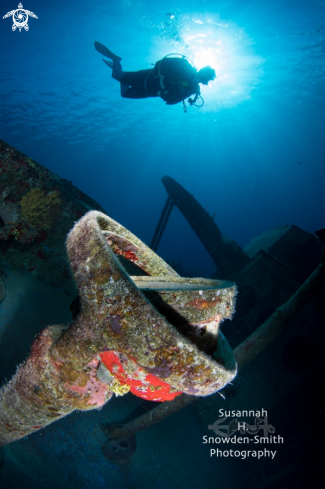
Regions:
[[106, 234, 139, 263], [186, 298, 222, 310], [29, 326, 54, 371], [65, 357, 111, 407], [34, 230, 48, 244], [0, 200, 37, 243], [100, 351, 182, 402], [115, 248, 139, 262], [16, 180, 29, 192], [16, 159, 28, 168], [36, 250, 46, 260]]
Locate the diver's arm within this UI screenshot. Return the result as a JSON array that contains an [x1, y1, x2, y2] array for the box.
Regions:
[[162, 84, 200, 105], [164, 94, 188, 105]]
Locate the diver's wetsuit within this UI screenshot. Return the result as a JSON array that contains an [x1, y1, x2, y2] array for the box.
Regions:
[[113, 58, 200, 105]]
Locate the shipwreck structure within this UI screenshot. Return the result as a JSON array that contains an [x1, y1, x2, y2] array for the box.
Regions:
[[0, 153, 324, 488], [152, 175, 324, 348], [0, 138, 105, 296]]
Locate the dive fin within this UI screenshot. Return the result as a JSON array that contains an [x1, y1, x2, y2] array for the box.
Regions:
[[94, 41, 122, 61], [102, 59, 114, 69]]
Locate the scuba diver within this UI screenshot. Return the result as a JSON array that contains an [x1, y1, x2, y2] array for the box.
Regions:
[[95, 41, 216, 110]]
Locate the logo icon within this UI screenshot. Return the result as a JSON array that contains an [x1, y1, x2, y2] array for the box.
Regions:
[[3, 3, 38, 32], [208, 416, 275, 437]]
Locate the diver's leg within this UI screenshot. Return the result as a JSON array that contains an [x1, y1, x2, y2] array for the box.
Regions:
[[95, 41, 123, 80], [119, 71, 153, 99], [102, 59, 113, 69], [111, 59, 123, 81], [101, 57, 124, 81], [120, 83, 131, 97], [120, 86, 149, 99]]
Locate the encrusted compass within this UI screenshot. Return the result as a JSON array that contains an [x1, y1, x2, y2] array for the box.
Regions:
[[0, 211, 238, 446]]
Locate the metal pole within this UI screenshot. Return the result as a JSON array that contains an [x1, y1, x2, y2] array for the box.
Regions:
[[152, 198, 173, 252], [150, 195, 173, 251]]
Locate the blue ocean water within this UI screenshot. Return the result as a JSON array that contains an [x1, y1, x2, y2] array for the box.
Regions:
[[1, 0, 324, 277]]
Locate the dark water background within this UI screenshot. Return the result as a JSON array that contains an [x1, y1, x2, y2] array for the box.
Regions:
[[1, 0, 324, 277]]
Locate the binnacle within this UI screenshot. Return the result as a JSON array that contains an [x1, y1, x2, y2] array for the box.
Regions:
[[0, 211, 237, 446]]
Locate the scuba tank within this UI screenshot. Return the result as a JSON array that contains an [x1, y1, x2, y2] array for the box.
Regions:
[[153, 53, 204, 110]]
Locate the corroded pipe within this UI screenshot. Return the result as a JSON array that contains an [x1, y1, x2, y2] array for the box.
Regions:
[[0, 211, 237, 446], [233, 260, 325, 369], [103, 393, 196, 440]]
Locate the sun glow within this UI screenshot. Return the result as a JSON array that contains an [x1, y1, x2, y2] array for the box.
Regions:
[[176, 15, 264, 110]]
